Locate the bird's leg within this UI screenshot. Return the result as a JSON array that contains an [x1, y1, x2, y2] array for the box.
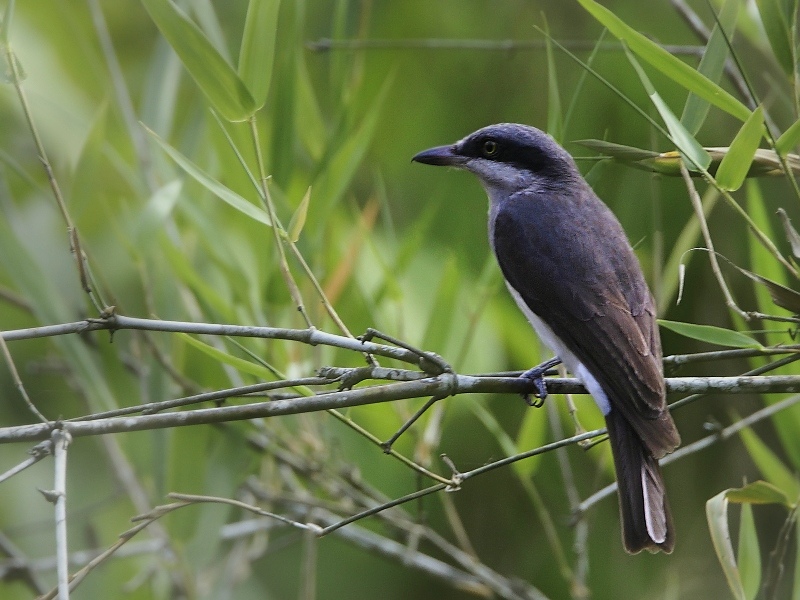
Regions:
[[519, 356, 562, 407]]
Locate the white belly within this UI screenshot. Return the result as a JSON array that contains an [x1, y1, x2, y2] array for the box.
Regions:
[[506, 283, 612, 415]]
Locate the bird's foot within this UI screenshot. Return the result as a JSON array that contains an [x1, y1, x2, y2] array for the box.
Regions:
[[520, 357, 562, 407]]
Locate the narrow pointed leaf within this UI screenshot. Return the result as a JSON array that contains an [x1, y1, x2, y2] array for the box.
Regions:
[[739, 427, 800, 499], [179, 333, 275, 380], [575, 139, 659, 161], [707, 481, 789, 600], [577, 0, 751, 122], [707, 491, 747, 600], [238, 0, 281, 108], [755, 0, 796, 75], [681, 0, 740, 134], [140, 0, 255, 121], [737, 504, 760, 600], [728, 260, 800, 313], [288, 186, 311, 242], [624, 47, 711, 169], [716, 106, 765, 191], [1, 0, 14, 44], [543, 19, 563, 141], [777, 208, 800, 259], [658, 320, 762, 348], [144, 125, 272, 226], [725, 480, 791, 505], [775, 118, 800, 156]]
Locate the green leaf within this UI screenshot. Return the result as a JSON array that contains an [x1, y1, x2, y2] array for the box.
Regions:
[[725, 480, 791, 505], [1, 0, 14, 44], [681, 0, 740, 134], [543, 18, 563, 141], [777, 208, 800, 260], [179, 332, 275, 380], [725, 257, 800, 313], [716, 106, 765, 191], [775, 117, 800, 156], [707, 490, 747, 600], [134, 179, 183, 243], [756, 0, 796, 76], [140, 0, 255, 122], [144, 124, 272, 226], [738, 426, 800, 499], [238, 0, 281, 108], [575, 139, 659, 162], [288, 186, 311, 242], [737, 504, 761, 600], [624, 46, 711, 170], [707, 481, 788, 600], [577, 0, 751, 123], [312, 74, 393, 217], [658, 320, 762, 348]]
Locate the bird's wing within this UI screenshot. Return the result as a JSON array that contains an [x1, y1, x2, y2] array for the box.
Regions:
[[492, 193, 677, 453]]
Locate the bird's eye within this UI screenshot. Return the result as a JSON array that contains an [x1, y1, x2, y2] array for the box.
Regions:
[[482, 140, 498, 157]]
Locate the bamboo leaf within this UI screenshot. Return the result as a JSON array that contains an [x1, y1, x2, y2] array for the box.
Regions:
[[755, 0, 796, 76], [737, 504, 761, 600], [238, 0, 281, 108], [179, 333, 275, 380], [716, 106, 765, 191], [575, 139, 659, 161], [624, 47, 711, 170], [725, 480, 791, 505], [543, 18, 563, 141], [577, 0, 751, 122], [776, 117, 800, 156], [681, 0, 740, 134], [658, 320, 763, 348], [707, 481, 789, 600], [140, 0, 255, 122], [738, 427, 800, 499], [707, 491, 747, 600], [728, 260, 800, 313], [144, 124, 272, 226], [777, 208, 800, 260], [288, 186, 311, 242]]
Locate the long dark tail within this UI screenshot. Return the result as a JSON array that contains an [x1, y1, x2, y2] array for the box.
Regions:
[[605, 409, 675, 554]]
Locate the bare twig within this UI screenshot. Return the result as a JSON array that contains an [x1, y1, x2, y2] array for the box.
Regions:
[[0, 334, 48, 422], [680, 161, 746, 317], [4, 375, 800, 445], [0, 37, 105, 313]]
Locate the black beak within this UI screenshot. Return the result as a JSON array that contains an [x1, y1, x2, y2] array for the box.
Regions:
[[411, 144, 466, 167]]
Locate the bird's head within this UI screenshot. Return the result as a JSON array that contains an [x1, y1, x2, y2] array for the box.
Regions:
[[412, 123, 580, 200]]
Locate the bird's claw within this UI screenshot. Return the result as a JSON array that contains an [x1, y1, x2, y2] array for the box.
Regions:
[[519, 357, 561, 407]]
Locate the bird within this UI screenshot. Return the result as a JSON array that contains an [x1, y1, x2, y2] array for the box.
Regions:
[[411, 123, 680, 554]]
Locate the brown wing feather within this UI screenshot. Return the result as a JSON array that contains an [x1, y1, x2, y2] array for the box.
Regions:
[[492, 189, 679, 457]]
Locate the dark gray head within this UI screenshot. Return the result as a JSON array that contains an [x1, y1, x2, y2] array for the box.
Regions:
[[411, 123, 581, 201]]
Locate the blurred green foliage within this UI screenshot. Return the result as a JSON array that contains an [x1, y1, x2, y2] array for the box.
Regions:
[[1, 0, 800, 598]]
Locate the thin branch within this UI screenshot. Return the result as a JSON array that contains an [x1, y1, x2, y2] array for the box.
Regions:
[[0, 334, 48, 422], [0, 37, 105, 313], [0, 441, 52, 484], [0, 315, 426, 366], [680, 161, 747, 317], [248, 117, 312, 327], [1, 374, 800, 445]]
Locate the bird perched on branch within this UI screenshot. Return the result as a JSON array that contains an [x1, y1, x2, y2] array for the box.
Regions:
[[412, 123, 680, 554]]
